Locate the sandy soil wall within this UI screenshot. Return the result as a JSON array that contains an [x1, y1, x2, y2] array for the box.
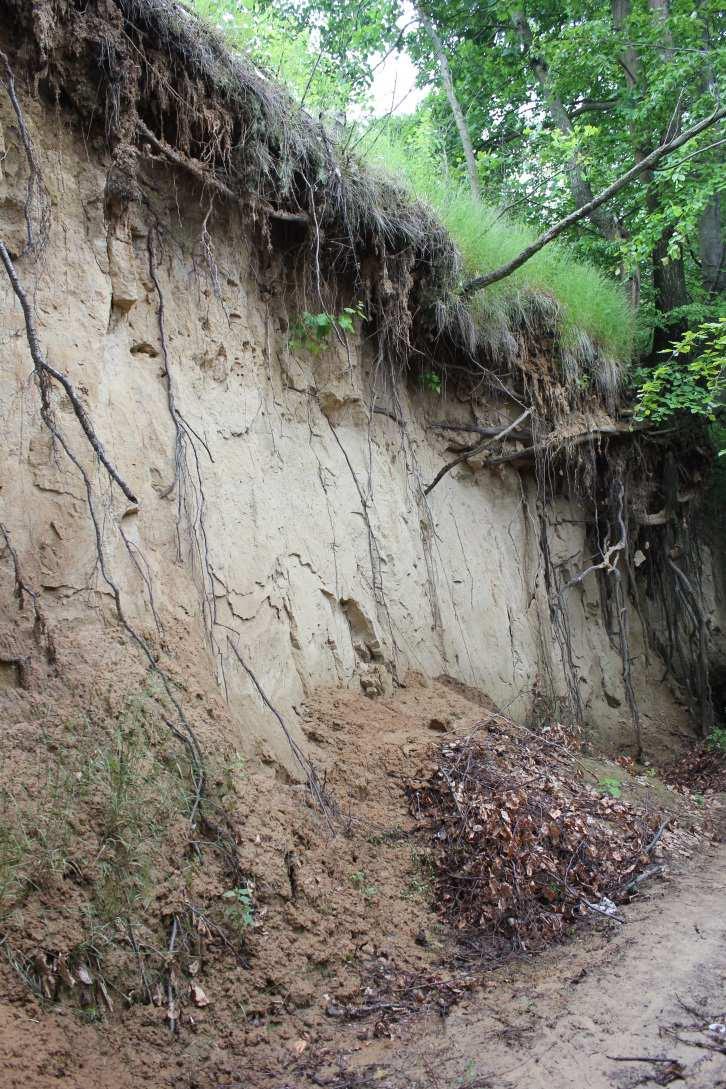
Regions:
[[0, 92, 694, 765]]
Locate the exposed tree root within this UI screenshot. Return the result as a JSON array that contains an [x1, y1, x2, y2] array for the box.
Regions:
[[323, 414, 386, 610], [0, 49, 50, 255], [425, 408, 532, 495], [1, 180, 206, 821], [226, 637, 334, 826], [35, 374, 206, 820], [137, 120, 309, 225], [147, 227, 218, 656], [0, 521, 56, 664], [0, 242, 138, 503], [667, 557, 714, 735]]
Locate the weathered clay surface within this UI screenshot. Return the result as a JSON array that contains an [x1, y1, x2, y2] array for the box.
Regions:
[[0, 93, 697, 764]]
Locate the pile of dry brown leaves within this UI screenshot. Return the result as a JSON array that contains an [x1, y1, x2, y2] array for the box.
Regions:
[[410, 715, 663, 950], [666, 741, 726, 797]]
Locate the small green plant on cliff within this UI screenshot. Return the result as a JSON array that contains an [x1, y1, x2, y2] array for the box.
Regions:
[[351, 870, 377, 900], [222, 883, 255, 929], [706, 726, 726, 754], [598, 775, 623, 799], [289, 304, 366, 356], [421, 370, 442, 395]]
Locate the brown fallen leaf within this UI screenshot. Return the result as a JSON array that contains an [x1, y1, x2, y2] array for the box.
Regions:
[[190, 983, 210, 1008], [76, 965, 94, 986]]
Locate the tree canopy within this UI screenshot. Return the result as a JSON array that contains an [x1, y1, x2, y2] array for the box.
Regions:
[[197, 0, 725, 430]]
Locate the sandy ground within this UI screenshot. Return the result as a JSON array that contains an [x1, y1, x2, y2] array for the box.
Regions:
[[334, 846, 726, 1089], [0, 676, 722, 1089]]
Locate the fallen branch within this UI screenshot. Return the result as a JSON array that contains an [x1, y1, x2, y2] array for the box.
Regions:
[[0, 242, 138, 503], [607, 1056, 679, 1063], [644, 819, 669, 856], [661, 1027, 726, 1055], [461, 105, 726, 295], [166, 915, 179, 1035], [424, 408, 532, 495], [620, 863, 665, 896]]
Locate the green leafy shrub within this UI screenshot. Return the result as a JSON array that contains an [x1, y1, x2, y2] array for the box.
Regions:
[[222, 883, 255, 929], [598, 775, 622, 799], [634, 319, 726, 438], [421, 370, 442, 394], [706, 726, 726, 753], [289, 304, 365, 356]]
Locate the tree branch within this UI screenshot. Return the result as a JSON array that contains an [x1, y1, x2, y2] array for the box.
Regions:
[[461, 105, 726, 296], [430, 420, 533, 443]]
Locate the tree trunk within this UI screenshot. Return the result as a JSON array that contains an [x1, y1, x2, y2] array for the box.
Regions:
[[612, 0, 642, 305], [511, 10, 624, 244], [698, 28, 724, 298], [415, 4, 480, 201], [646, 0, 689, 353], [699, 193, 725, 296]]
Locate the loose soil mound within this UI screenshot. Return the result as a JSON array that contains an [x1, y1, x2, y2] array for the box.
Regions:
[[0, 677, 490, 1088], [0, 676, 706, 1088]]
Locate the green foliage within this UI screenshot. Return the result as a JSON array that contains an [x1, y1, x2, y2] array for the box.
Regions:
[[422, 370, 442, 395], [277, 0, 724, 357], [289, 304, 365, 355], [598, 775, 623, 799], [350, 869, 377, 899], [193, 0, 357, 110], [634, 318, 726, 432], [222, 883, 255, 929], [706, 726, 726, 753]]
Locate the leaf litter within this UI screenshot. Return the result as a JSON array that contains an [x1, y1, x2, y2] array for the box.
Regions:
[[409, 713, 678, 951]]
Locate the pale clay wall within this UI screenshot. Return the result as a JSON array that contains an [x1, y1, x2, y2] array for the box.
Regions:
[[0, 95, 693, 766]]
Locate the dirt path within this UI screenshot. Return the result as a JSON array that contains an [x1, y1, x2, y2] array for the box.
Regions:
[[337, 845, 726, 1089]]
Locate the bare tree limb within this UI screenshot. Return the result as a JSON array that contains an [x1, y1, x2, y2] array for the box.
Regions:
[[461, 105, 726, 296], [0, 49, 50, 254], [430, 420, 533, 443]]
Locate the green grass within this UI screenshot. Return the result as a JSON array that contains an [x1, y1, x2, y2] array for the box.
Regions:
[[190, 1, 632, 370], [0, 692, 191, 925], [363, 128, 635, 366]]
